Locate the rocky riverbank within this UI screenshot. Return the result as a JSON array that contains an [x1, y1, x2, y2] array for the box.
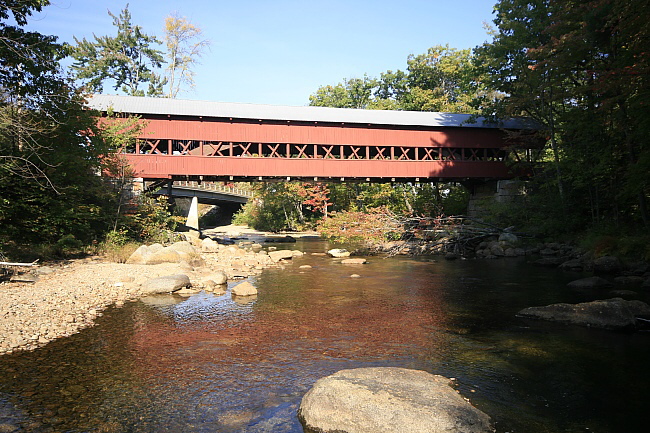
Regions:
[[0, 227, 313, 356]]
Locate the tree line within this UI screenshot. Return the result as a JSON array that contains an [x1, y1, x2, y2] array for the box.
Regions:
[[0, 1, 208, 259], [245, 0, 647, 257]]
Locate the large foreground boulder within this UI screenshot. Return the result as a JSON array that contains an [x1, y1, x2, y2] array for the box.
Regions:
[[298, 367, 493, 433], [517, 298, 650, 331]]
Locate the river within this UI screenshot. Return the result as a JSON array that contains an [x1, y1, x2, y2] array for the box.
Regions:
[[1, 239, 648, 432]]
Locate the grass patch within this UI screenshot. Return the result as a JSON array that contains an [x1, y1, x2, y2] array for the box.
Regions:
[[100, 241, 140, 263]]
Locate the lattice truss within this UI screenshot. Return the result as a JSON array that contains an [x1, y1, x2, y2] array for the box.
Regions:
[[125, 140, 521, 162]]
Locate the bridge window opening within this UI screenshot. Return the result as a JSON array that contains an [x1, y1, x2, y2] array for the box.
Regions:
[[420, 147, 440, 160], [171, 140, 200, 155], [315, 144, 338, 159], [203, 141, 229, 157], [485, 149, 507, 162], [368, 146, 388, 160], [137, 139, 169, 154], [441, 148, 460, 161], [289, 143, 311, 158], [260, 143, 283, 158], [342, 146, 363, 160], [231, 142, 254, 157], [397, 147, 415, 161], [465, 148, 480, 161]]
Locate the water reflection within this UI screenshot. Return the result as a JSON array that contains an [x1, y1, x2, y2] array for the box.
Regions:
[[0, 241, 648, 432]]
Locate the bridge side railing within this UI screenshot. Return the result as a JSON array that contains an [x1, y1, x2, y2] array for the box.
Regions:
[[172, 180, 254, 197], [125, 140, 528, 163]]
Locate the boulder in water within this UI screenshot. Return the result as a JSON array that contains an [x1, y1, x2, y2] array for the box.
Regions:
[[327, 249, 350, 258], [268, 250, 295, 262], [517, 298, 650, 331], [231, 281, 258, 297]]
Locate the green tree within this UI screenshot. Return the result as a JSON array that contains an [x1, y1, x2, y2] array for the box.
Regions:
[[399, 45, 484, 113], [309, 45, 487, 114], [0, 0, 141, 257], [474, 0, 566, 201], [478, 0, 650, 231], [163, 13, 210, 98], [233, 182, 307, 231], [307, 45, 480, 220], [309, 75, 378, 109], [0, 0, 47, 24], [69, 4, 165, 96]]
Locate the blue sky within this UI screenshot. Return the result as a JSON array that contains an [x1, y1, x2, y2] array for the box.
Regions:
[[26, 0, 498, 106]]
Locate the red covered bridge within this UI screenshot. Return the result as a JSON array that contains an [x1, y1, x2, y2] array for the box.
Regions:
[[88, 95, 540, 183]]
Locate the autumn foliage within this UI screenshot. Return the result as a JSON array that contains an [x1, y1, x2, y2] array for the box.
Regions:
[[317, 207, 404, 246]]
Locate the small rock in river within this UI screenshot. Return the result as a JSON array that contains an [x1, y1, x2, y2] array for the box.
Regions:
[[231, 281, 258, 297], [341, 258, 367, 264], [328, 248, 351, 258]]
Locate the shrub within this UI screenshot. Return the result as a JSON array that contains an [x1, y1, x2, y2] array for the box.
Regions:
[[317, 207, 404, 247], [99, 229, 140, 263]]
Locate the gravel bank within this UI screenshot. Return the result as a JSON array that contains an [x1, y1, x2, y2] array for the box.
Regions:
[[1, 233, 310, 355], [0, 259, 201, 355]]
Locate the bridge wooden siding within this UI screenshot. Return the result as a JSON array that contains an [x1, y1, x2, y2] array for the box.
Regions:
[[90, 95, 537, 182]]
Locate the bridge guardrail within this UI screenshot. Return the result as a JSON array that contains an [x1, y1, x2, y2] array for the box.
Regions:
[[172, 181, 254, 198]]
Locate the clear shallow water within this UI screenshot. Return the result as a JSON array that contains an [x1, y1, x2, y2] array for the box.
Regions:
[[1, 239, 649, 432]]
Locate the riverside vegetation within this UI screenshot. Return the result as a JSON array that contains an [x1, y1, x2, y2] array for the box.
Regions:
[[2, 0, 648, 265]]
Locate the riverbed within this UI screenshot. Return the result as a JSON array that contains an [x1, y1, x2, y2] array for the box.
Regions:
[[1, 238, 648, 432]]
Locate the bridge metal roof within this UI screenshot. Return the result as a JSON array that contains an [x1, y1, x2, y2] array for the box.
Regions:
[[87, 94, 536, 130]]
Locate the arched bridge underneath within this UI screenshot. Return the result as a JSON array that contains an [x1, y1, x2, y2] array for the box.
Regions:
[[88, 94, 540, 183]]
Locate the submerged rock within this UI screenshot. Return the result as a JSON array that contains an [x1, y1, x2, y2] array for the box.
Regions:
[[614, 276, 644, 287], [517, 298, 650, 331], [532, 257, 565, 267], [341, 258, 367, 264], [299, 367, 494, 433], [567, 276, 612, 289]]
